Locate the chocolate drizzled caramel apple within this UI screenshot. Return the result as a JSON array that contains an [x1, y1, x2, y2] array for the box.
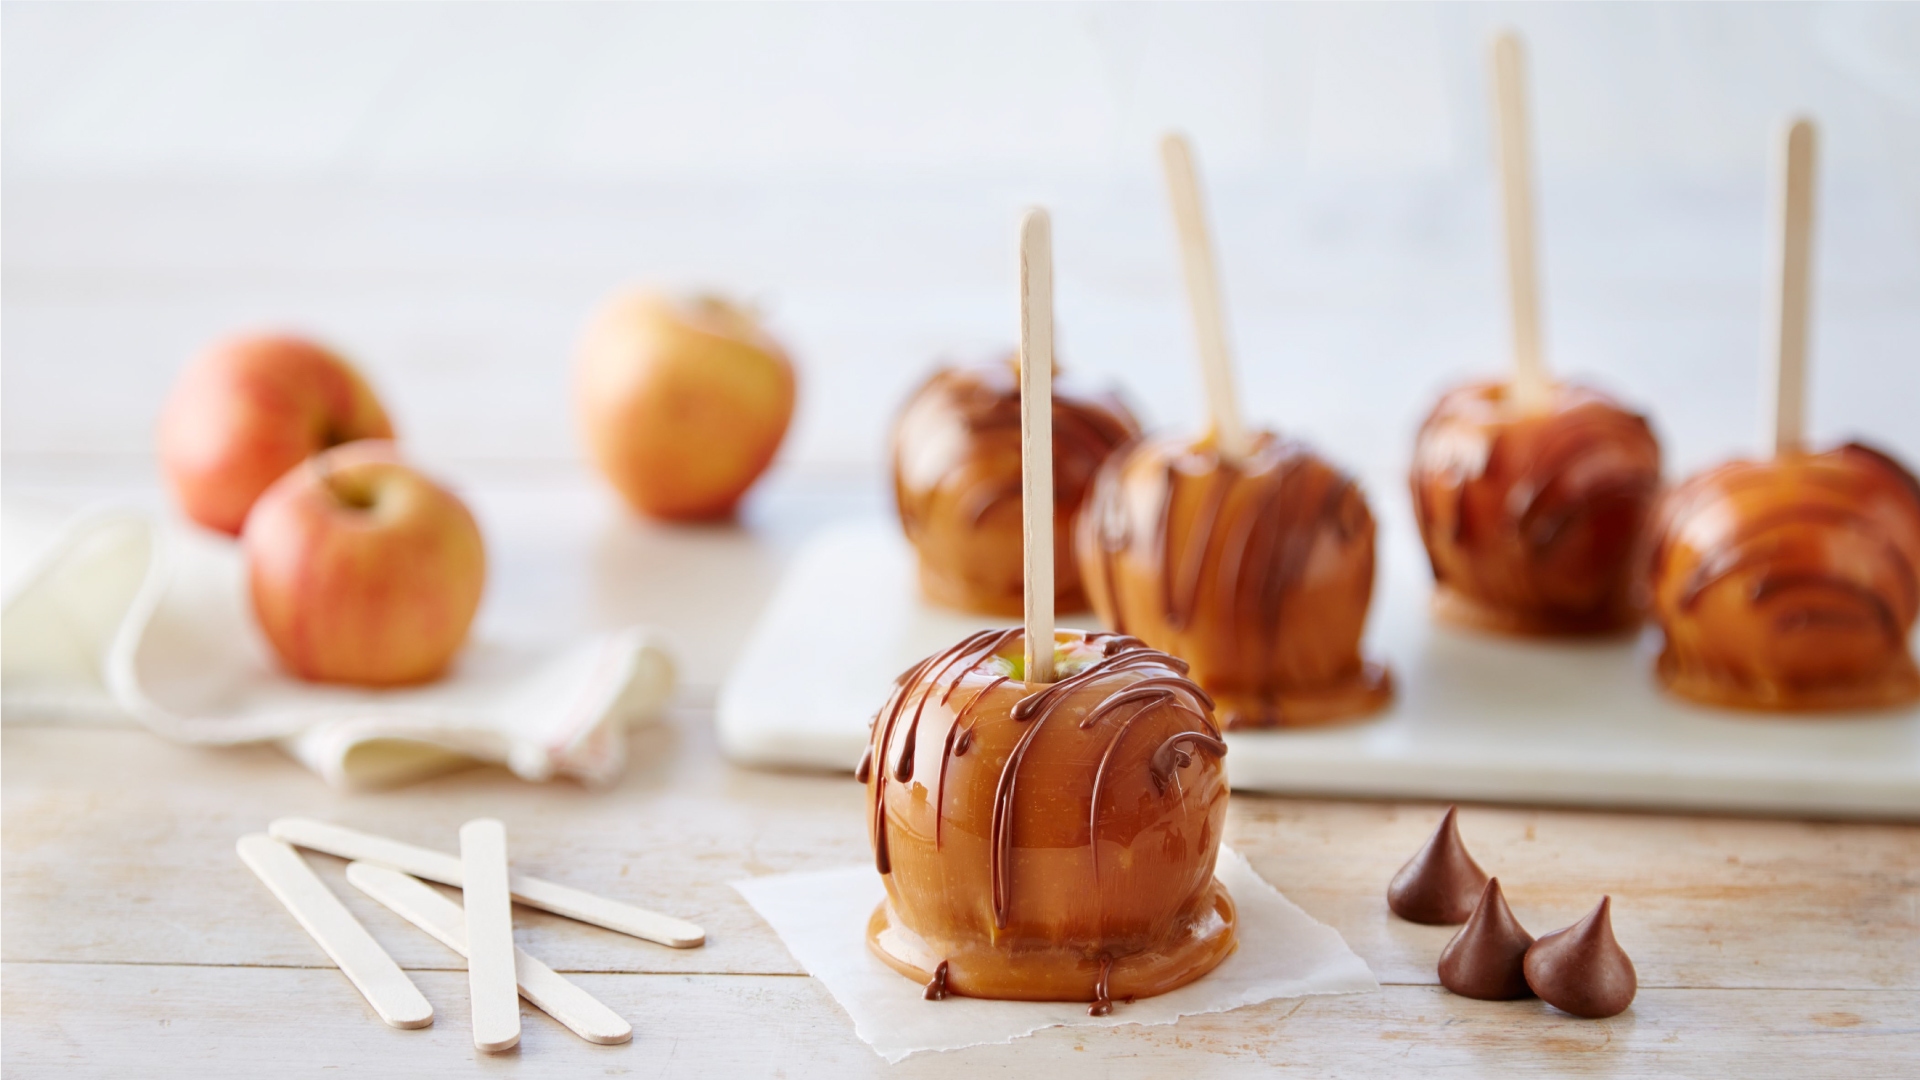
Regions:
[[1077, 432, 1393, 728], [1411, 381, 1661, 635], [860, 628, 1235, 1006], [1647, 120, 1920, 711], [1647, 443, 1920, 710], [1410, 36, 1665, 636], [1079, 133, 1390, 730], [893, 359, 1139, 615], [864, 209, 1234, 1012]]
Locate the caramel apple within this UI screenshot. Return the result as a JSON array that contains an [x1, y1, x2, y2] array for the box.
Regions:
[[1647, 442, 1920, 711], [1410, 381, 1662, 635], [1076, 431, 1393, 729], [860, 628, 1234, 1008], [893, 359, 1139, 615]]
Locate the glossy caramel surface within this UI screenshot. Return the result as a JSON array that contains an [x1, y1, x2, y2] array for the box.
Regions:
[[1411, 381, 1661, 635], [1648, 443, 1920, 711], [862, 630, 1235, 1004], [1075, 431, 1391, 729], [893, 360, 1139, 615]]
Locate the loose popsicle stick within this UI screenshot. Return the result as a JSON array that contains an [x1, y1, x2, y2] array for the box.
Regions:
[[235, 834, 433, 1030], [1019, 207, 1057, 685], [267, 817, 705, 949], [1490, 32, 1551, 412], [1767, 118, 1818, 456], [460, 819, 521, 1052], [1159, 132, 1252, 461], [346, 862, 632, 1045]]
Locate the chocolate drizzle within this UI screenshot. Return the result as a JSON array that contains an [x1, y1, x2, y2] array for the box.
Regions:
[[868, 629, 1018, 874], [1087, 957, 1115, 1016], [1523, 897, 1637, 1019], [1080, 431, 1387, 728], [1387, 806, 1489, 925], [862, 629, 1221, 948], [1410, 381, 1660, 632], [893, 359, 1139, 612], [1648, 441, 1920, 709], [923, 960, 951, 1001], [1147, 732, 1228, 793], [1438, 878, 1535, 1000]]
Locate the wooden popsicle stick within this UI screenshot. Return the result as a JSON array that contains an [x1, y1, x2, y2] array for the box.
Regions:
[[1768, 118, 1818, 456], [1490, 32, 1551, 411], [460, 818, 521, 1053], [1019, 208, 1057, 685], [235, 834, 433, 1030], [346, 862, 633, 1045], [1159, 132, 1252, 461], [267, 817, 705, 949]]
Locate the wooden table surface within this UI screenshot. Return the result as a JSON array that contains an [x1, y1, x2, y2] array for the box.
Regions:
[[5, 473, 1918, 1077]]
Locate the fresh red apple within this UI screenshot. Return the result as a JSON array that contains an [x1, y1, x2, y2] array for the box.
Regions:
[[576, 291, 796, 520], [243, 441, 485, 687], [159, 334, 394, 535]]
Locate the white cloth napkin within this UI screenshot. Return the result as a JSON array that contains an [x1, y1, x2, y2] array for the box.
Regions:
[[2, 496, 675, 788], [733, 847, 1378, 1062]]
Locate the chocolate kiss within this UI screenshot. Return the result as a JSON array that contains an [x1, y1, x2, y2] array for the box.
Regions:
[[1438, 878, 1534, 1000], [1523, 896, 1638, 1019], [1388, 806, 1489, 924]]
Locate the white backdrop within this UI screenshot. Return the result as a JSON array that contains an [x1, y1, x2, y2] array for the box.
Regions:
[[5, 1, 1918, 494]]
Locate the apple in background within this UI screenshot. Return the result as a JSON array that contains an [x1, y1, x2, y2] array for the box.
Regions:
[[243, 441, 485, 687], [159, 334, 395, 535], [576, 290, 796, 521]]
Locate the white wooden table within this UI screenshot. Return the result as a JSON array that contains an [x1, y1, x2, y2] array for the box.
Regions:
[[6, 167, 1918, 1074], [3, 469, 1917, 1077]]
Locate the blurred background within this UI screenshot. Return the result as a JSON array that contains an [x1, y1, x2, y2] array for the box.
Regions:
[[6, 3, 1918, 677]]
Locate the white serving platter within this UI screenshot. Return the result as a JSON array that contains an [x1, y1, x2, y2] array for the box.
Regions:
[[717, 517, 1920, 819]]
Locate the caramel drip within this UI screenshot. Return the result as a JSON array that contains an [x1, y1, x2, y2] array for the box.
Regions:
[[1088, 957, 1116, 1016], [923, 959, 951, 1001], [895, 363, 1138, 546]]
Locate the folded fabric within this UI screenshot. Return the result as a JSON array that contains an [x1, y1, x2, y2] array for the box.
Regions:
[[2, 496, 675, 788]]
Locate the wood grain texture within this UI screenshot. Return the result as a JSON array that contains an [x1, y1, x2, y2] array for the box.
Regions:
[[346, 862, 632, 1045], [270, 816, 705, 947], [1019, 207, 1056, 683], [1490, 31, 1550, 410], [5, 964, 1914, 1078], [5, 722, 1916, 996], [1159, 131, 1251, 460], [1768, 117, 1818, 456]]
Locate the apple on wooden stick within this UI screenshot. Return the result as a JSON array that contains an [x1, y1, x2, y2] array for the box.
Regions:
[[159, 334, 395, 536], [576, 290, 796, 521], [243, 440, 486, 687]]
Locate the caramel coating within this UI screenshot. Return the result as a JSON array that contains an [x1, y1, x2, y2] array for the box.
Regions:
[[1647, 442, 1920, 711], [1411, 381, 1662, 635], [893, 360, 1140, 615], [862, 629, 1235, 1005], [1076, 431, 1392, 729]]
